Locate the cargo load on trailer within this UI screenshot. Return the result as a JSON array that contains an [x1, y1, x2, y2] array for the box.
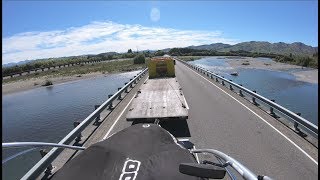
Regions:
[[126, 56, 188, 123]]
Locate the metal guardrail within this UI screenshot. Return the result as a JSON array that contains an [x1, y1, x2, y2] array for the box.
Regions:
[[176, 58, 318, 138], [3, 142, 86, 151], [21, 68, 148, 180]]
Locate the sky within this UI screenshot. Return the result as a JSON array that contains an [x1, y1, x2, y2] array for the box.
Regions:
[[2, 0, 318, 64]]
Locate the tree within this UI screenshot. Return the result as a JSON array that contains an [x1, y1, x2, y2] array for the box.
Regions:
[[133, 54, 145, 64], [107, 55, 113, 60], [154, 50, 165, 56], [302, 57, 312, 67], [127, 49, 133, 53]]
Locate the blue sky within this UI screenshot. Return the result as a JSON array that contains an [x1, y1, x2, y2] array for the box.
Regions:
[[2, 0, 318, 64]]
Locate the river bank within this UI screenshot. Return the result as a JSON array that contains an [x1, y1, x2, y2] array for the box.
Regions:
[[225, 57, 318, 84], [2, 68, 145, 95], [2, 72, 104, 95], [2, 58, 146, 95]]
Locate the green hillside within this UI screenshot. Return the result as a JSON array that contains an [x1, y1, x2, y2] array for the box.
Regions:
[[185, 41, 317, 56]]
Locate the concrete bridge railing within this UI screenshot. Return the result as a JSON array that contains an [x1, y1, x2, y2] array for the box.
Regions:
[[21, 68, 148, 180], [176, 58, 318, 140]]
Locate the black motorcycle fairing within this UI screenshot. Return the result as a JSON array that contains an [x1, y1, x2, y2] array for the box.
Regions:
[[51, 124, 200, 180]]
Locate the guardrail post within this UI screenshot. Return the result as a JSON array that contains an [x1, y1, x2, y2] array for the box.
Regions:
[[94, 105, 101, 124], [269, 99, 277, 118], [39, 149, 53, 175], [108, 94, 114, 110], [229, 80, 233, 90], [124, 83, 129, 93], [294, 113, 301, 132], [73, 121, 82, 142], [118, 88, 123, 100], [130, 79, 133, 88], [239, 89, 244, 97], [251, 90, 259, 106], [133, 76, 137, 83]]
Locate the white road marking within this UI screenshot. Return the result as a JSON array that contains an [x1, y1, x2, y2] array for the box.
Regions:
[[102, 94, 136, 140], [102, 76, 149, 140], [183, 96, 190, 110], [181, 62, 318, 165]]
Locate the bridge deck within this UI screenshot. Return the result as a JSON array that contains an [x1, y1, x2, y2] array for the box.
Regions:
[[44, 60, 317, 180]]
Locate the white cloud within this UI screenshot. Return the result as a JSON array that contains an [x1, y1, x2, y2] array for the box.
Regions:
[[2, 20, 239, 64]]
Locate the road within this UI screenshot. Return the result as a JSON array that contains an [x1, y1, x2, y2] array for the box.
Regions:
[[75, 60, 318, 179]]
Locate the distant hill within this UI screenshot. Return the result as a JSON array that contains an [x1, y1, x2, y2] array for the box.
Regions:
[[2, 60, 34, 68], [187, 43, 232, 51], [186, 41, 317, 56], [96, 52, 119, 56]]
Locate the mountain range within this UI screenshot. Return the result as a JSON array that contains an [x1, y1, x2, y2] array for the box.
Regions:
[[184, 41, 317, 56]]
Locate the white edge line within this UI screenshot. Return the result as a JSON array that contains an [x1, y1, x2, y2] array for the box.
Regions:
[[183, 96, 190, 110], [101, 76, 149, 140], [181, 62, 318, 165], [102, 93, 136, 140]]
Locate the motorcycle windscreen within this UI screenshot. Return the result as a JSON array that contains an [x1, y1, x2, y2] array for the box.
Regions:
[[51, 124, 199, 180]]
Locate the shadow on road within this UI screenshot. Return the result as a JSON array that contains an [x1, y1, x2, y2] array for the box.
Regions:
[[160, 119, 191, 138]]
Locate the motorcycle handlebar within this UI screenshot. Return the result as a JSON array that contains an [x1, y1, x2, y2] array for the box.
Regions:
[[191, 149, 273, 180]]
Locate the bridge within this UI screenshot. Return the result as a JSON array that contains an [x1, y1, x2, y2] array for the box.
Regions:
[[21, 58, 318, 179]]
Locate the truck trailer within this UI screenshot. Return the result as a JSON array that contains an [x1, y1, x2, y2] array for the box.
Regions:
[[126, 56, 188, 123]]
